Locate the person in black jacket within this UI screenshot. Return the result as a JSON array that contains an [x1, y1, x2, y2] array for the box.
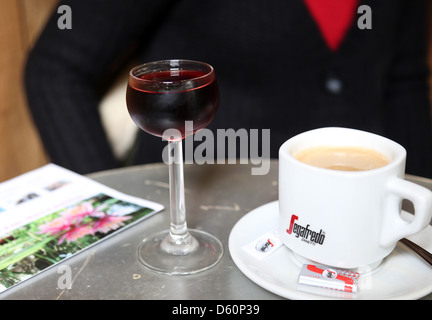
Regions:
[[25, 0, 432, 177]]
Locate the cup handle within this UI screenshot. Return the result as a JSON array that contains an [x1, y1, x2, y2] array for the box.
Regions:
[[380, 178, 432, 247]]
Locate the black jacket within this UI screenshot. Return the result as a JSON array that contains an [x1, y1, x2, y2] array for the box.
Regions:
[[25, 0, 432, 177]]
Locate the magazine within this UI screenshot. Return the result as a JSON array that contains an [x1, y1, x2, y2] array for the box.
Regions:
[[0, 164, 164, 292]]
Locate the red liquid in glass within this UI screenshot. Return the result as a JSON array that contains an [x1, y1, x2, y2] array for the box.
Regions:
[[126, 70, 219, 139]]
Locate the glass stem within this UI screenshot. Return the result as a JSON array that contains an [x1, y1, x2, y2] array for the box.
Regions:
[[161, 139, 198, 255], [168, 140, 188, 237]]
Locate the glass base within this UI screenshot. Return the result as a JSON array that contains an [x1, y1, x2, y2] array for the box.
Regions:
[[137, 229, 223, 275]]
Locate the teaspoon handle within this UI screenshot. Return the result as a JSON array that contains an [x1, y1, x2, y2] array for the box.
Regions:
[[400, 238, 432, 267]]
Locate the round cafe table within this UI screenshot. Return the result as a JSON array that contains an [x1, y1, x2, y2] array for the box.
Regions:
[[1, 160, 431, 300]]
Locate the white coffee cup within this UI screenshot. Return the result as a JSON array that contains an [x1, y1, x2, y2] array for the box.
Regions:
[[278, 127, 432, 270]]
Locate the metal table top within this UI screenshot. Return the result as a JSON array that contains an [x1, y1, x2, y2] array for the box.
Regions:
[[1, 160, 431, 300]]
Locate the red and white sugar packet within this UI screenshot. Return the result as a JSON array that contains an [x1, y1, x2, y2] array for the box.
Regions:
[[298, 264, 360, 293]]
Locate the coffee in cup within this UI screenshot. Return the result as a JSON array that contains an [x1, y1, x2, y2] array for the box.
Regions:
[[294, 146, 389, 172]]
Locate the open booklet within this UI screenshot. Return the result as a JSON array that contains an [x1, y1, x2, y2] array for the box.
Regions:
[[0, 164, 164, 293]]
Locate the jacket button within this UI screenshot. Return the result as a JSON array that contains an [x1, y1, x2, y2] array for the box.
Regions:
[[324, 72, 343, 95]]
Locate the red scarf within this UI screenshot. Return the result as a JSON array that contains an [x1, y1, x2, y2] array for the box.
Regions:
[[303, 0, 359, 51]]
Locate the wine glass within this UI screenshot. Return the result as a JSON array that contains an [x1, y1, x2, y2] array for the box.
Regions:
[[126, 59, 223, 275]]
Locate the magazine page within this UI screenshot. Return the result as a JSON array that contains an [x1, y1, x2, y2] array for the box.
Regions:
[[0, 164, 164, 292]]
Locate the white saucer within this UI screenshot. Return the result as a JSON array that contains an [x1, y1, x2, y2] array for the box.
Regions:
[[229, 201, 432, 300]]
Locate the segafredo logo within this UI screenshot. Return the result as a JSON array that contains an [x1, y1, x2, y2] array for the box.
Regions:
[[286, 215, 326, 245]]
